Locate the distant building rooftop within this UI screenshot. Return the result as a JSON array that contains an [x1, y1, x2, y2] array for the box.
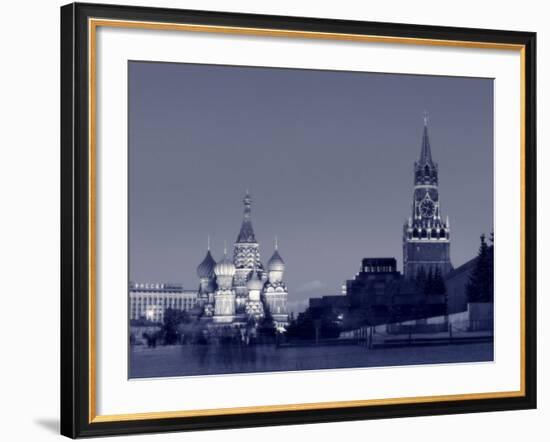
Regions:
[[129, 282, 195, 294], [361, 258, 397, 273]]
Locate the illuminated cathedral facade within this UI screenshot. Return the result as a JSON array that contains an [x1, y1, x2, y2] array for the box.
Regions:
[[195, 192, 289, 331]]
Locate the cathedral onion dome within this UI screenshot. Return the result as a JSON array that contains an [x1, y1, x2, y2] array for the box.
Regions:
[[267, 250, 285, 272], [247, 270, 264, 291], [214, 254, 236, 278], [196, 250, 216, 279]]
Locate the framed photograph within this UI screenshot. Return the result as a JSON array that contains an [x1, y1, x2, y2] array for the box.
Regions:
[[60, 2, 536, 438]]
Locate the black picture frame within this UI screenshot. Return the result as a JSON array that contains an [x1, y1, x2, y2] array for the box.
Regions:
[[61, 2, 537, 438]]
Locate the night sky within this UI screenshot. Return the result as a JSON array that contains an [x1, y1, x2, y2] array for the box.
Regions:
[[128, 61, 494, 313]]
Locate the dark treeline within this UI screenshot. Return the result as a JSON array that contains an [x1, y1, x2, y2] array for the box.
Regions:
[[466, 233, 494, 303]]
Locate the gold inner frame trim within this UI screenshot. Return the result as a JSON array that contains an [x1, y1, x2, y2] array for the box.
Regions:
[[88, 17, 527, 424]]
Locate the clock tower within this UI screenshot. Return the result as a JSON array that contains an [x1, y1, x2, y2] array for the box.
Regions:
[[403, 113, 452, 279]]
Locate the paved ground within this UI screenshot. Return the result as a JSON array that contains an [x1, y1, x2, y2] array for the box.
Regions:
[[129, 341, 494, 378]]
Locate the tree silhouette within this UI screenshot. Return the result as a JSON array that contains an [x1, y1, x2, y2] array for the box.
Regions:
[[432, 267, 447, 296], [257, 306, 276, 338], [284, 309, 341, 340], [416, 266, 445, 296], [415, 267, 427, 292], [161, 308, 190, 345], [425, 267, 435, 295], [466, 234, 494, 303]]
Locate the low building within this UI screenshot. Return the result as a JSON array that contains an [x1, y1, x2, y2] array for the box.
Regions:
[[129, 282, 198, 322], [309, 257, 447, 329], [346, 258, 402, 309]]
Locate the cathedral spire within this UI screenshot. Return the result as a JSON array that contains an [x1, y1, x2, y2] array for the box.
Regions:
[[236, 191, 257, 243], [419, 111, 434, 166]]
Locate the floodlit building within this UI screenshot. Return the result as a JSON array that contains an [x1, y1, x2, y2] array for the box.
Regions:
[[129, 282, 198, 322], [195, 192, 289, 331], [403, 115, 453, 279]]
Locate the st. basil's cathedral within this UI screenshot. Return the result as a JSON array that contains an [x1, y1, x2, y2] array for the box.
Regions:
[[194, 191, 289, 330]]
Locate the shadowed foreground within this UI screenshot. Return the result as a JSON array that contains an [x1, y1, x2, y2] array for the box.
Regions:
[[129, 342, 493, 378]]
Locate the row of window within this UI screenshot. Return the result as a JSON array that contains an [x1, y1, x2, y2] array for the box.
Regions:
[[364, 265, 395, 273], [131, 296, 195, 303], [130, 299, 195, 308], [410, 228, 448, 239], [132, 302, 194, 309]]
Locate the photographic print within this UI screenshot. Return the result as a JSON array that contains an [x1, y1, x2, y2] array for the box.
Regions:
[[61, 5, 536, 436], [128, 61, 494, 379]]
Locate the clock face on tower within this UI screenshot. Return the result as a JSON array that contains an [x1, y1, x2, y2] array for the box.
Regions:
[[420, 199, 435, 218]]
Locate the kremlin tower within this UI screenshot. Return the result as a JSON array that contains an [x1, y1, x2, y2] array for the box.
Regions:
[[403, 114, 453, 279]]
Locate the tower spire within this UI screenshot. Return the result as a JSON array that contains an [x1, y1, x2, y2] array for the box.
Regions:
[[236, 191, 257, 243], [244, 190, 251, 213], [419, 111, 434, 165]]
